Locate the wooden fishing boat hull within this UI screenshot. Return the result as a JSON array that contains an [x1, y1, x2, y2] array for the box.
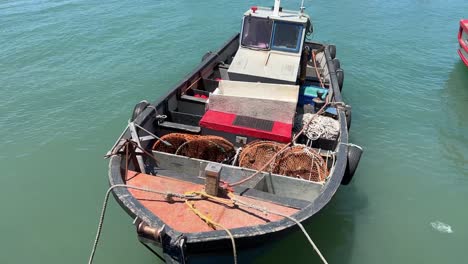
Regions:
[[107, 34, 356, 263]]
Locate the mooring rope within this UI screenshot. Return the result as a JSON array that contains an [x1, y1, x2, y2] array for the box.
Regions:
[[88, 184, 197, 264], [312, 50, 325, 89], [89, 183, 329, 264], [339, 142, 363, 150], [229, 194, 329, 264]]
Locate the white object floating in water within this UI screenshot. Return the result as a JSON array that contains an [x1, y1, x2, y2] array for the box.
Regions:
[[430, 221, 453, 234]]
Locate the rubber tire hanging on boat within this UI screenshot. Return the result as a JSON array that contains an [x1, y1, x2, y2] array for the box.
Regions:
[[345, 109, 352, 130], [131, 100, 150, 122], [342, 144, 363, 185], [328, 44, 337, 59], [336, 68, 344, 91], [332, 58, 341, 70]]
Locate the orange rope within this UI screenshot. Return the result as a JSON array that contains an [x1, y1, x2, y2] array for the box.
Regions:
[[182, 76, 203, 95], [184, 193, 238, 264], [312, 50, 325, 89]]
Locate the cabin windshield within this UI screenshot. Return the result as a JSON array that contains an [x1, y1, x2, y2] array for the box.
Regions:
[[271, 22, 303, 53], [241, 17, 273, 49]]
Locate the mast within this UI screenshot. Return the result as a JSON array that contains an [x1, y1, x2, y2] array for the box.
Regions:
[[272, 0, 281, 17]]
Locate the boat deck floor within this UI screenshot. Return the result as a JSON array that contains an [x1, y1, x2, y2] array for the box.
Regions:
[[125, 171, 298, 233]]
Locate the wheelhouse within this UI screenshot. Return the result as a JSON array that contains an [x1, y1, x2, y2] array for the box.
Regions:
[[241, 15, 306, 53], [229, 6, 312, 84]]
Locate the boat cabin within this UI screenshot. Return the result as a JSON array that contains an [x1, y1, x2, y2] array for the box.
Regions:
[[228, 6, 312, 84]]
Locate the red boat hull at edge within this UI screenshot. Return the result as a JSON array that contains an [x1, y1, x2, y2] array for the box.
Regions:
[[458, 19, 468, 67]]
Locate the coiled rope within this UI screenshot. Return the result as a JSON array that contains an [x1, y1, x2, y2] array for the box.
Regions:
[[295, 114, 339, 141]]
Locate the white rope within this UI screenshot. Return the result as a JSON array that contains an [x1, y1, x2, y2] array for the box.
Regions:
[[339, 142, 363, 150], [295, 114, 339, 141], [282, 215, 329, 264], [231, 147, 242, 166], [230, 197, 329, 264], [179, 238, 186, 264], [222, 227, 237, 264], [88, 184, 197, 264]]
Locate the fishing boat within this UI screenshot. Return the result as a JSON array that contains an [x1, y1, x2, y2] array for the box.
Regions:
[[458, 19, 468, 66], [92, 1, 363, 263]]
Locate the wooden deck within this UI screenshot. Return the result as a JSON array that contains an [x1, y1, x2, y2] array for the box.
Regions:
[[126, 171, 298, 233]]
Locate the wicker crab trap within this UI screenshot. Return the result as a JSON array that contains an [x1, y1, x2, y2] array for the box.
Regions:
[[153, 133, 235, 163], [153, 134, 329, 182], [239, 141, 329, 182]]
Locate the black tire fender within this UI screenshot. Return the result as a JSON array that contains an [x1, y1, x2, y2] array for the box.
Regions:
[[131, 100, 150, 122], [345, 108, 352, 130], [328, 45, 337, 59], [336, 68, 344, 91], [342, 144, 363, 185], [332, 58, 341, 70]]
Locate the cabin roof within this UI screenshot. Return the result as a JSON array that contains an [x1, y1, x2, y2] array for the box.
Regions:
[[228, 47, 301, 84], [244, 6, 309, 24]]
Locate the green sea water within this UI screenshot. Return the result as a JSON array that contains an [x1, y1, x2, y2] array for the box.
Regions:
[[1, 0, 467, 263]]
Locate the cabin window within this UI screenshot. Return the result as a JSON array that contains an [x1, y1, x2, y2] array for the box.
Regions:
[[241, 17, 273, 49], [271, 22, 303, 53]]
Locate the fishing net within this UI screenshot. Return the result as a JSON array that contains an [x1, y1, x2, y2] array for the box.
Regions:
[[238, 141, 285, 172], [239, 141, 328, 182], [153, 133, 235, 163]]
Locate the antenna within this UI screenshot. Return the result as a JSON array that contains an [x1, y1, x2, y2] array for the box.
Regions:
[[300, 0, 305, 13], [273, 0, 281, 16]]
